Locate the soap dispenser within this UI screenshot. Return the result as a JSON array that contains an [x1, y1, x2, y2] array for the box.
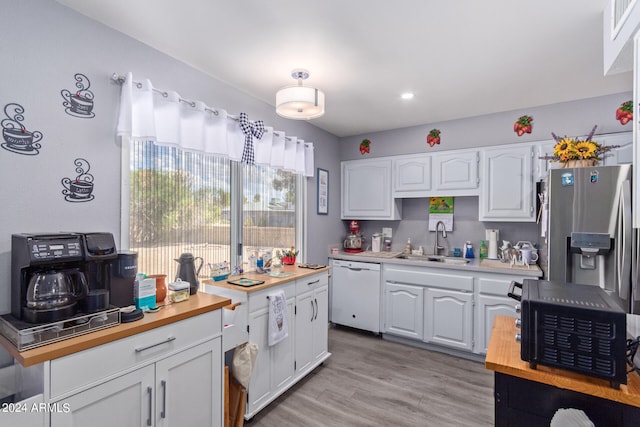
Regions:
[[404, 238, 412, 254], [464, 241, 475, 259]]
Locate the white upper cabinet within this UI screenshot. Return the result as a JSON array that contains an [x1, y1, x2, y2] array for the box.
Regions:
[[432, 150, 479, 194], [342, 158, 402, 220], [479, 145, 535, 222], [534, 139, 561, 181], [601, 131, 633, 165], [392, 154, 432, 197], [391, 150, 479, 198], [603, 0, 640, 75]]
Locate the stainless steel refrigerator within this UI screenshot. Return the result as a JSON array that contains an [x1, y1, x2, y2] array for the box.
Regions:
[[546, 164, 638, 314]]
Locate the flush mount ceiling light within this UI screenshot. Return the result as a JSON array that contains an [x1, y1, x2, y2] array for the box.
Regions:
[[276, 69, 325, 120], [401, 92, 415, 100]]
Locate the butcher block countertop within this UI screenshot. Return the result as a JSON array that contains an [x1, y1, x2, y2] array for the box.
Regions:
[[486, 315, 640, 408], [203, 263, 330, 293], [0, 292, 231, 367]]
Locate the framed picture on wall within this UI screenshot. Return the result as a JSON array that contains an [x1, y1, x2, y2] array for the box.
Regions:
[[317, 168, 329, 215]]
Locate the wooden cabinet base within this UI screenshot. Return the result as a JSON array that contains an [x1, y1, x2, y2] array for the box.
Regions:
[[495, 372, 640, 427]]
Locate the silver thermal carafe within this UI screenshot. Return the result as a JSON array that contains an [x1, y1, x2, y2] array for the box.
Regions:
[[175, 253, 204, 295], [107, 251, 138, 307]]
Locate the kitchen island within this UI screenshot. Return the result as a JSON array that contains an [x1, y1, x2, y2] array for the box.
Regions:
[[0, 292, 231, 427], [486, 315, 640, 426], [204, 264, 331, 420]]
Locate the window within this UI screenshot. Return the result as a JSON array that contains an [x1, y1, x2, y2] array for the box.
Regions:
[[242, 165, 298, 266], [127, 140, 302, 279]]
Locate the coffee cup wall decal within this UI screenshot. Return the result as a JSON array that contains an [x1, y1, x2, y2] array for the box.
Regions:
[[61, 73, 95, 118], [1, 103, 43, 156], [61, 158, 95, 202]]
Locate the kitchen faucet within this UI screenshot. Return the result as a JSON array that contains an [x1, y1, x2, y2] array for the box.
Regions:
[[434, 221, 447, 255]]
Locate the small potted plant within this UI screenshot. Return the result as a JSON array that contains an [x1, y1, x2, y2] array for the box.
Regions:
[[282, 246, 299, 265]]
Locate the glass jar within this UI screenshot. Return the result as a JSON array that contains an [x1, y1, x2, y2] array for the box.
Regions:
[[272, 256, 283, 275]]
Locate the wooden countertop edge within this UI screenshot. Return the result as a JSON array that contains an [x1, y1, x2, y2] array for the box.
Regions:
[[204, 264, 330, 293], [485, 315, 640, 408], [1, 293, 231, 367]]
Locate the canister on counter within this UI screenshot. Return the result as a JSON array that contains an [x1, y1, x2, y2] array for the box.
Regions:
[[168, 279, 190, 303]]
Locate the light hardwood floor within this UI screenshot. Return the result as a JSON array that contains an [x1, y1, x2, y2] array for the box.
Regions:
[[248, 325, 494, 426]]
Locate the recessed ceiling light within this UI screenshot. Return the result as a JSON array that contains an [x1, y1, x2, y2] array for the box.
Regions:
[[401, 93, 414, 100]]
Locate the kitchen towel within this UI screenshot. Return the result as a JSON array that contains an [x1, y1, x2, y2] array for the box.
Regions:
[[268, 290, 289, 346]]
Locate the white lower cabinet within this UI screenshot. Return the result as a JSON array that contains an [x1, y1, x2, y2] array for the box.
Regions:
[[49, 310, 223, 427], [383, 263, 539, 355], [424, 287, 473, 351], [51, 364, 154, 427], [473, 274, 527, 355], [295, 281, 329, 376], [384, 282, 424, 340], [240, 271, 330, 419], [247, 285, 296, 415]]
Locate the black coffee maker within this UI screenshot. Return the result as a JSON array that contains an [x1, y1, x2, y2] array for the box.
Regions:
[[81, 233, 118, 313], [107, 251, 138, 307], [11, 232, 117, 323]]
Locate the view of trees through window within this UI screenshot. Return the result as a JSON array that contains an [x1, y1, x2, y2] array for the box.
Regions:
[[129, 140, 298, 281]]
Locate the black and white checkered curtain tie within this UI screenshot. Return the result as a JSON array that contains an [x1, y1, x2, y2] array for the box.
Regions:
[[239, 112, 265, 165]]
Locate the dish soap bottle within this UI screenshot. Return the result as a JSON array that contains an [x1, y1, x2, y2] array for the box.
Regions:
[[404, 238, 412, 254], [479, 240, 487, 259], [464, 241, 475, 259]]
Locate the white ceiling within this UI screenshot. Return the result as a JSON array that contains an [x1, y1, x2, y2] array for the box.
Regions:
[[57, 0, 632, 137]]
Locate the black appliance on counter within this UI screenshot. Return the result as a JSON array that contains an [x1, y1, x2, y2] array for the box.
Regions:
[[508, 279, 627, 389], [1, 232, 123, 351], [108, 251, 138, 307], [11, 232, 117, 322]]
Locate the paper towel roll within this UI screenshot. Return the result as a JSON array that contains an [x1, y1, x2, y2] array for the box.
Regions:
[[488, 230, 498, 259]]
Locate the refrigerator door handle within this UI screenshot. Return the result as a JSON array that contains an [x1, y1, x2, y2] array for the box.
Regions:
[[617, 180, 632, 301]]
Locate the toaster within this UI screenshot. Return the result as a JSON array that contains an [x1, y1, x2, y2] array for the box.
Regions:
[[508, 279, 627, 389]]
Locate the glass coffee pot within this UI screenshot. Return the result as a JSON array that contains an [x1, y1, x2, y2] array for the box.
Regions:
[[26, 269, 88, 310]]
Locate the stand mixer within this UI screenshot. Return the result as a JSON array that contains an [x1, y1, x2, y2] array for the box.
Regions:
[[343, 220, 364, 253]]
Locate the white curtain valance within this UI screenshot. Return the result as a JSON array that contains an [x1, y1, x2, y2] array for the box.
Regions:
[[116, 72, 314, 177]]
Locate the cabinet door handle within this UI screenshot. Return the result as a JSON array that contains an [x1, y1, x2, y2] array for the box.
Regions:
[[313, 298, 318, 321], [146, 386, 152, 426], [310, 300, 314, 322], [135, 336, 176, 353], [307, 279, 320, 286], [160, 379, 167, 419]]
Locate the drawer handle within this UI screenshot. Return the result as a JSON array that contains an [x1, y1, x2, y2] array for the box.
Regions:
[[135, 336, 176, 353], [307, 279, 320, 286], [161, 379, 167, 418], [146, 386, 152, 426], [224, 302, 242, 311]]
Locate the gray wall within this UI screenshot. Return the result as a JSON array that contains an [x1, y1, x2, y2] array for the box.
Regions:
[[0, 0, 342, 365], [338, 92, 633, 160], [355, 197, 539, 255]]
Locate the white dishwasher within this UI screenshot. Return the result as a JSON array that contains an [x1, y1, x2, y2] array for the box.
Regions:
[[330, 259, 381, 333]]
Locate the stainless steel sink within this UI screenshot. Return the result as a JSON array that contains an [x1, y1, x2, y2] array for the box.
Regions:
[[394, 254, 470, 265]]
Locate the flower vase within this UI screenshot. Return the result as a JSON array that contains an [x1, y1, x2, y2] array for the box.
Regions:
[[562, 159, 598, 168], [283, 255, 296, 265]]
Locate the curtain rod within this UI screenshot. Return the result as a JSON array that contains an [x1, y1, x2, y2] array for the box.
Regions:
[[112, 73, 293, 139]]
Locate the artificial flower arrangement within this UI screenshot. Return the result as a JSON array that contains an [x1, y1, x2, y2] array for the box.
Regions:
[[542, 125, 617, 166], [282, 246, 299, 265]]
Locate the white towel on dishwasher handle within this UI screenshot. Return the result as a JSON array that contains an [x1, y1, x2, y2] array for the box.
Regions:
[[268, 290, 288, 346]]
